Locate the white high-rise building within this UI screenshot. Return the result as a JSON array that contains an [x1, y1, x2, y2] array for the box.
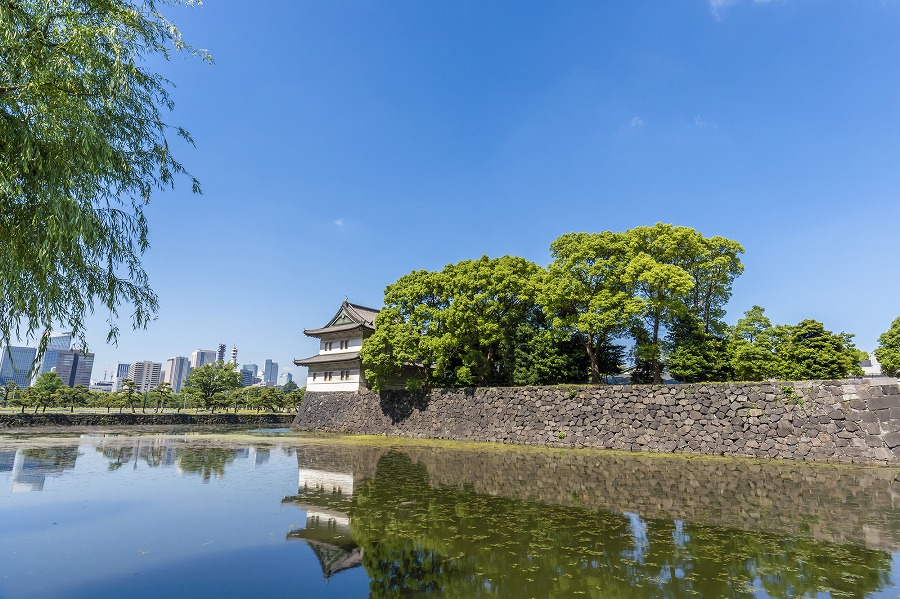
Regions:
[[164, 356, 191, 393], [190, 349, 218, 369], [278, 372, 293, 386], [128, 361, 162, 393]]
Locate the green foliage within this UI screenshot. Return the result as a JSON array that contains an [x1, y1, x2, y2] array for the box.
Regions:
[[542, 231, 643, 383], [627, 224, 743, 383], [0, 0, 209, 358], [771, 320, 863, 381], [183, 361, 242, 411], [875, 316, 900, 377], [282, 379, 299, 393], [362, 256, 544, 391], [30, 371, 64, 412], [728, 305, 777, 381], [666, 315, 732, 383]]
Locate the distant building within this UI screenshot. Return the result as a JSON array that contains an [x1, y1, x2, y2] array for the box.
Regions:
[[279, 372, 293, 386], [114, 362, 131, 392], [165, 356, 191, 393], [190, 349, 218, 369], [54, 350, 94, 387], [242, 364, 259, 378], [217, 343, 227, 363], [128, 361, 162, 392], [230, 345, 238, 364], [239, 368, 254, 387], [90, 380, 114, 393], [264, 359, 278, 385], [294, 300, 379, 393], [35, 331, 73, 378], [0, 346, 37, 388]]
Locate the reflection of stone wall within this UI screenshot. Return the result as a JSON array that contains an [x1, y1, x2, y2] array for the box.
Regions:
[[293, 380, 900, 464], [396, 446, 900, 551]]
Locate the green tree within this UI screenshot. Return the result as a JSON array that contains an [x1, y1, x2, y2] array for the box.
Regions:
[[284, 387, 306, 411], [258, 387, 285, 412], [627, 224, 743, 383], [282, 379, 298, 393], [90, 390, 120, 413], [31, 371, 64, 413], [729, 305, 777, 381], [1, 380, 18, 406], [666, 314, 732, 383], [150, 382, 172, 413], [541, 231, 644, 383], [362, 256, 544, 391], [182, 361, 242, 412], [773, 320, 863, 381], [118, 378, 139, 413], [875, 316, 900, 377], [65, 384, 91, 413], [627, 225, 696, 383], [0, 0, 209, 362]]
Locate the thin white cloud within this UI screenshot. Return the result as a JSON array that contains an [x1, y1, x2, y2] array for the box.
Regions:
[[695, 115, 707, 127], [334, 218, 344, 226], [630, 116, 645, 128], [710, 0, 773, 20]]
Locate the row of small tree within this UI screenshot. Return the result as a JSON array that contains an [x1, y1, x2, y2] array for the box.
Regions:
[[1, 362, 304, 413], [361, 224, 868, 390]]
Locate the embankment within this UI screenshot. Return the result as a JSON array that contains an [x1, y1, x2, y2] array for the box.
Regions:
[[0, 413, 295, 427], [292, 379, 900, 464]]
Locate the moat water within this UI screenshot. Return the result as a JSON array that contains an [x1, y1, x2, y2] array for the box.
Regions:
[[2, 428, 900, 598]]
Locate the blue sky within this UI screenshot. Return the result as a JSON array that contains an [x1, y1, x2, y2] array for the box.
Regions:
[[75, 0, 900, 380]]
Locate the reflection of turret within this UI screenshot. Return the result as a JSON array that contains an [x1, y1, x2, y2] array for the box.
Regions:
[[283, 464, 362, 579], [10, 447, 78, 492]]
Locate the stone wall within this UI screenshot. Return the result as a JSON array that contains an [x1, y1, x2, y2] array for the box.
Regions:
[[0, 413, 295, 427], [292, 379, 900, 464]]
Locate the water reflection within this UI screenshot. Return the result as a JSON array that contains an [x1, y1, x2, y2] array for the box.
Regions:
[[0, 447, 79, 491], [283, 445, 900, 597]]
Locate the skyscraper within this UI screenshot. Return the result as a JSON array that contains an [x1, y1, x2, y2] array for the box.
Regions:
[[114, 362, 131, 392], [55, 350, 94, 387], [164, 356, 191, 393], [217, 344, 226, 363], [230, 345, 238, 364], [190, 349, 217, 369], [0, 346, 37, 388], [128, 361, 162, 393], [278, 372, 293, 386], [239, 367, 253, 387], [264, 359, 278, 385], [242, 364, 258, 378], [36, 331, 72, 377]]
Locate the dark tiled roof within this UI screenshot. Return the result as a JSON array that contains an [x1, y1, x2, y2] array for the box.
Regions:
[[293, 351, 361, 367], [303, 322, 370, 336], [304, 300, 380, 338], [343, 302, 379, 325]]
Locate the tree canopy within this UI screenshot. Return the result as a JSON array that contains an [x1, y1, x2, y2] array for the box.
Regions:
[[182, 361, 242, 411], [875, 316, 900, 377], [0, 0, 209, 357]]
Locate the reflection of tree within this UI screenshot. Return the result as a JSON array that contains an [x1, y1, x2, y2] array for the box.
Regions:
[[176, 447, 239, 482], [347, 451, 892, 599], [96, 445, 134, 471], [22, 447, 78, 470]]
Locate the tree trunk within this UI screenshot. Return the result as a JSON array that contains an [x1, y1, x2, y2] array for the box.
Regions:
[[652, 310, 662, 384], [585, 336, 600, 384], [107, 406, 111, 413]]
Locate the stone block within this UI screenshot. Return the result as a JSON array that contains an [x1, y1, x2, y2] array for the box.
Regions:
[[869, 395, 900, 411]]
